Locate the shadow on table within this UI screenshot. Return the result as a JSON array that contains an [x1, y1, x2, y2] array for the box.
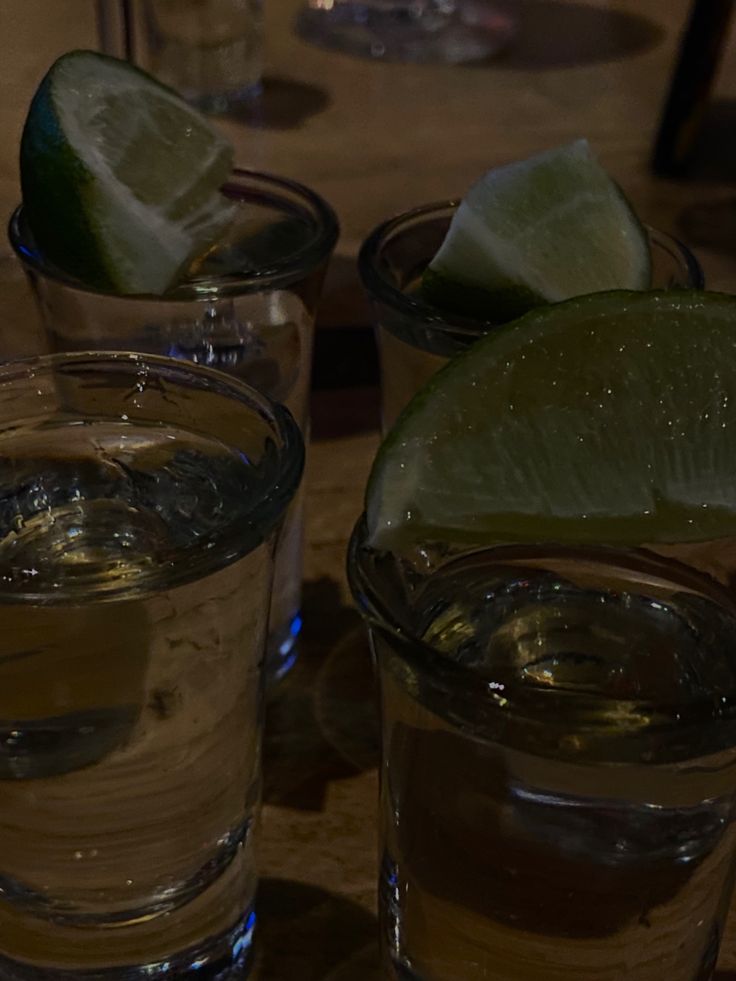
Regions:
[[256, 877, 379, 980], [264, 577, 380, 811], [220, 75, 330, 130], [493, 0, 665, 70]]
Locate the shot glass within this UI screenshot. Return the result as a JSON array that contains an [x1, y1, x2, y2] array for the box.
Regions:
[[359, 202, 705, 431], [9, 168, 339, 681], [349, 521, 736, 981], [0, 352, 303, 979], [97, 0, 265, 113]]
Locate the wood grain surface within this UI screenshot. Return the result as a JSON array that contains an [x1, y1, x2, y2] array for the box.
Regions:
[[2, 0, 736, 975]]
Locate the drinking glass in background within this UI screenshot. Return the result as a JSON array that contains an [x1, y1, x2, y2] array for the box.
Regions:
[[359, 202, 705, 431], [0, 352, 303, 979], [349, 520, 736, 980], [9, 169, 339, 681], [97, 0, 264, 112], [296, 0, 517, 63]]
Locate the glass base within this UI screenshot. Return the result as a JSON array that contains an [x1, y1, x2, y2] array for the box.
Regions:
[[295, 1, 516, 64], [266, 610, 302, 684], [0, 909, 255, 980], [185, 80, 263, 116]]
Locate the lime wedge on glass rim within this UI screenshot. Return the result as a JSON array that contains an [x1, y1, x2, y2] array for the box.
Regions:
[[422, 140, 652, 322], [19, 50, 235, 295], [366, 290, 736, 551]]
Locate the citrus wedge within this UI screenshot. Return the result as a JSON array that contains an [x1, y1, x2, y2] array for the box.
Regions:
[[20, 50, 235, 295], [423, 140, 651, 321], [367, 290, 736, 550]]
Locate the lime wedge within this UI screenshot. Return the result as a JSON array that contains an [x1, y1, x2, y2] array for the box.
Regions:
[[367, 290, 736, 550], [422, 140, 652, 321], [20, 50, 235, 295]]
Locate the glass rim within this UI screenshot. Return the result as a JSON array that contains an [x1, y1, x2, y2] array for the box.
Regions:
[[8, 167, 340, 299], [348, 514, 736, 731], [0, 351, 305, 603], [358, 199, 705, 338]]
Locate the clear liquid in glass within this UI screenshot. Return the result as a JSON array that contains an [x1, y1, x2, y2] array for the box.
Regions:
[[0, 418, 271, 975], [377, 550, 736, 980]]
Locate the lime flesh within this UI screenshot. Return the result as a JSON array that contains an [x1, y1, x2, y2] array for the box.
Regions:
[[423, 140, 652, 321], [20, 50, 235, 295], [367, 290, 736, 550]]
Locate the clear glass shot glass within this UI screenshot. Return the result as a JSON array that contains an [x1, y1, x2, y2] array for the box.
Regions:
[[9, 168, 339, 681], [296, 0, 517, 64], [349, 519, 736, 981], [97, 0, 265, 113], [0, 352, 303, 979], [359, 201, 705, 431]]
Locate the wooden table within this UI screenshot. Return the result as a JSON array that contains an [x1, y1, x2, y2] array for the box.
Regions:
[[2, 1, 736, 976]]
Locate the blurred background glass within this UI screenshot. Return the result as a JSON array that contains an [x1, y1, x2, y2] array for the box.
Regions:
[[296, 0, 516, 63], [97, 0, 264, 112]]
